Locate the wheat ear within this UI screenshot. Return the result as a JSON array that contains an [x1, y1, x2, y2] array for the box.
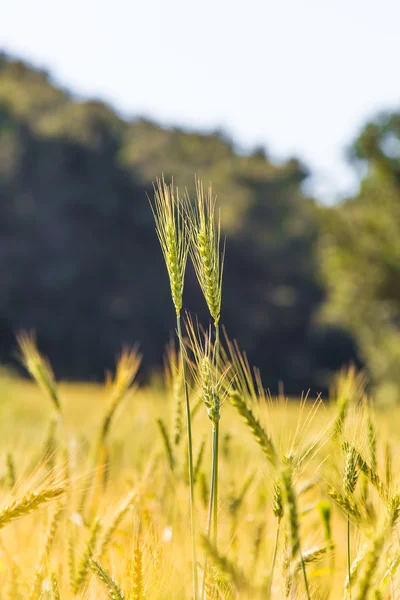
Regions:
[[89, 558, 126, 600], [187, 178, 224, 326], [230, 392, 277, 466], [98, 489, 138, 557], [0, 486, 63, 529], [149, 176, 189, 315], [130, 541, 145, 600], [100, 347, 141, 447], [18, 332, 61, 413], [50, 571, 61, 600]]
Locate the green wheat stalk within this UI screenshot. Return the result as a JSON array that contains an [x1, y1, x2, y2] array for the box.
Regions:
[[344, 445, 359, 600], [73, 518, 102, 593], [281, 462, 311, 600], [149, 176, 197, 599], [187, 178, 225, 552]]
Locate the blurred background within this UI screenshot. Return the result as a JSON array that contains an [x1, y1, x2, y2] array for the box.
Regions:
[[1, 0, 400, 401]]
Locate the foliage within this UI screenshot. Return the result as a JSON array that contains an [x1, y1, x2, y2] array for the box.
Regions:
[[0, 52, 357, 393], [320, 111, 400, 402]]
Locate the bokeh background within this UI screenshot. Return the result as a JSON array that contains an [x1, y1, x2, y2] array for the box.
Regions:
[[1, 0, 400, 401]]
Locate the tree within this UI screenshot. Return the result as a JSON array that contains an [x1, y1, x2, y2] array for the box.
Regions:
[[0, 53, 356, 392], [320, 111, 400, 403]]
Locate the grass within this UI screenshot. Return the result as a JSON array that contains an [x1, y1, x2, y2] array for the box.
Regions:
[[0, 175, 399, 599]]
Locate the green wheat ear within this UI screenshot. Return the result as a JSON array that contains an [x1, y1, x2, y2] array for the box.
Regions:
[[149, 176, 189, 315], [186, 178, 224, 326], [149, 175, 198, 599], [185, 317, 226, 426], [89, 557, 126, 600]]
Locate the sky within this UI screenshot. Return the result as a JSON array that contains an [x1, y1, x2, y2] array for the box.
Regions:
[[2, 0, 400, 202]]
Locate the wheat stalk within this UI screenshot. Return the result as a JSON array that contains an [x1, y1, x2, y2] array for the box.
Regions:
[[164, 340, 184, 447], [5, 453, 15, 490], [156, 418, 175, 472], [269, 481, 284, 594], [28, 503, 63, 600], [74, 518, 102, 593], [344, 445, 359, 600], [149, 175, 198, 599], [281, 462, 311, 600]]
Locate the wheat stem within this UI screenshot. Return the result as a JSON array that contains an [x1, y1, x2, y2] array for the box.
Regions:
[[212, 322, 220, 544], [269, 520, 280, 597], [177, 314, 198, 600]]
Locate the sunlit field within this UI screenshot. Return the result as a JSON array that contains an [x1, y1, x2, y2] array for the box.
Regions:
[[1, 177, 398, 600], [0, 362, 399, 600]]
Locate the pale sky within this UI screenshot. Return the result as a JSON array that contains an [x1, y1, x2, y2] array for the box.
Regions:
[[2, 0, 400, 201]]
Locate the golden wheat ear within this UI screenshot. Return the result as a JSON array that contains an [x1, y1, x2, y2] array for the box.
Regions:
[[98, 488, 138, 558], [230, 391, 277, 467], [130, 541, 145, 600], [17, 332, 61, 413], [100, 346, 141, 445], [0, 485, 64, 529]]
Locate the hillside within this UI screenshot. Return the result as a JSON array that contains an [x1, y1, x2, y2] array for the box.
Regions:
[[0, 53, 357, 391]]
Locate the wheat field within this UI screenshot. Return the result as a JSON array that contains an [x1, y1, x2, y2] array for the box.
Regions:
[[0, 176, 398, 600], [0, 353, 398, 600]]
